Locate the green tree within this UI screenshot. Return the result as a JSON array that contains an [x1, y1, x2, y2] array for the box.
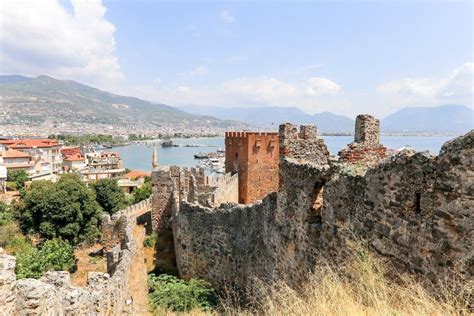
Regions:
[[91, 178, 127, 214], [17, 174, 102, 245], [16, 238, 76, 279], [7, 170, 28, 189], [133, 176, 152, 203], [148, 274, 216, 312]]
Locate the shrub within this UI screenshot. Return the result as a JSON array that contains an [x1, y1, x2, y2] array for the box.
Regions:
[[143, 234, 157, 248], [91, 178, 127, 214], [0, 221, 33, 256], [0, 201, 11, 225], [148, 274, 216, 312], [16, 174, 102, 245], [133, 176, 152, 203], [16, 238, 76, 279], [7, 170, 28, 189]]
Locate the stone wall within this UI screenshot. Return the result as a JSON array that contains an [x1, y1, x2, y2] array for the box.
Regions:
[[207, 172, 239, 206], [172, 127, 473, 295], [0, 199, 151, 315]]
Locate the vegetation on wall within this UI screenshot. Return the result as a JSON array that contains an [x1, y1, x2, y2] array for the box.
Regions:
[[148, 274, 216, 313], [15, 174, 102, 245]]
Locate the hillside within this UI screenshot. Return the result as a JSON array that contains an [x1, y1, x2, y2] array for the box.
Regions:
[[382, 105, 473, 133], [179, 105, 355, 132], [0, 75, 246, 133]]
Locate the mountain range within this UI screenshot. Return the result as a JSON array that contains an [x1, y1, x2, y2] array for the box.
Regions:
[[1, 74, 472, 134], [0, 75, 245, 131]]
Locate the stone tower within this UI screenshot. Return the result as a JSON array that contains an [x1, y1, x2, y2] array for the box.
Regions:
[[152, 145, 158, 169], [225, 131, 279, 204]]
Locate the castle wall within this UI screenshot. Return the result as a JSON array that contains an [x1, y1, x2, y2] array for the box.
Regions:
[[0, 198, 152, 315], [225, 132, 279, 204], [172, 129, 473, 294]]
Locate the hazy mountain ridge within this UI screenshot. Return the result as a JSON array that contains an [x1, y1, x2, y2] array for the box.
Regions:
[[382, 105, 473, 133], [179, 105, 355, 132], [180, 104, 473, 133]]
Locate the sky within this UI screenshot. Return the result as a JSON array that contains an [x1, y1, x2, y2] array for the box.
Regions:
[[1, 0, 473, 118]]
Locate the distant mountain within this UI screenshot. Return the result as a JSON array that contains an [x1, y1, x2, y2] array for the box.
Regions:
[[0, 75, 245, 131], [179, 105, 355, 132], [382, 105, 473, 133]]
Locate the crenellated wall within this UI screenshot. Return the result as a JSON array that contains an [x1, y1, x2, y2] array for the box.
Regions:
[[171, 126, 473, 295]]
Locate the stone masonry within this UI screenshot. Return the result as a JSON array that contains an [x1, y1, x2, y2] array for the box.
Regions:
[[339, 114, 388, 165], [170, 119, 473, 296]]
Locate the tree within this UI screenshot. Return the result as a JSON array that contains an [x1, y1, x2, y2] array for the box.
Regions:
[[16, 238, 76, 279], [91, 178, 127, 214], [133, 176, 152, 203], [7, 170, 28, 189], [17, 174, 102, 245]]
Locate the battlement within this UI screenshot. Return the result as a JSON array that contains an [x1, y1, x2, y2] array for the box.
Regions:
[[339, 114, 387, 165], [279, 123, 329, 164], [225, 131, 278, 138], [354, 114, 380, 146]]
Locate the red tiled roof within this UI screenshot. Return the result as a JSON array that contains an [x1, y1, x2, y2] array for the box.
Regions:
[[64, 154, 85, 162], [0, 139, 60, 149], [0, 149, 31, 158], [61, 146, 81, 156], [122, 170, 151, 180]]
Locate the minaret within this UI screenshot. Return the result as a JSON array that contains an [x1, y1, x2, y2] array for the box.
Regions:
[[152, 145, 158, 169]]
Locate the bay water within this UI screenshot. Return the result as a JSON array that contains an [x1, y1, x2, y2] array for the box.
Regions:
[[113, 135, 456, 171]]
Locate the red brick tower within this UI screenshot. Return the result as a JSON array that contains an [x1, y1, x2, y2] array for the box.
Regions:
[[225, 132, 279, 204]]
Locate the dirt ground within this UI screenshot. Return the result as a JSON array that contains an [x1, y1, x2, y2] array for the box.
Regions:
[[70, 243, 107, 287], [130, 224, 150, 315]]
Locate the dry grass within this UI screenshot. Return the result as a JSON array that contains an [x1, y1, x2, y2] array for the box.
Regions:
[[251, 245, 472, 316], [151, 244, 472, 315]]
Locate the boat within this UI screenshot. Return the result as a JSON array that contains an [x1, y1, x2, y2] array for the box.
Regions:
[[194, 153, 208, 159], [161, 140, 173, 148]]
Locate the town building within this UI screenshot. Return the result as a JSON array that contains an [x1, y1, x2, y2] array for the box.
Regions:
[[0, 139, 62, 179], [118, 170, 151, 194], [81, 152, 125, 181], [63, 154, 86, 171]]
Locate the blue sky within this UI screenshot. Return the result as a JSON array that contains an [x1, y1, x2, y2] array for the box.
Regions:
[[1, 0, 473, 117]]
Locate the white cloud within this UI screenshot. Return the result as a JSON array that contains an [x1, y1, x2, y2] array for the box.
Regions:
[[220, 10, 235, 23], [305, 77, 341, 96], [0, 0, 123, 87], [377, 62, 473, 108]]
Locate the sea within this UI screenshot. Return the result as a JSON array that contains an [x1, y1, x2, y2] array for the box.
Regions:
[[112, 135, 457, 172]]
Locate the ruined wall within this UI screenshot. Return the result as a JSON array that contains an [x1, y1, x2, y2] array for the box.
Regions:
[[0, 199, 151, 315], [208, 172, 239, 206], [279, 123, 330, 164], [172, 127, 473, 294], [225, 132, 279, 204], [339, 114, 387, 165]]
